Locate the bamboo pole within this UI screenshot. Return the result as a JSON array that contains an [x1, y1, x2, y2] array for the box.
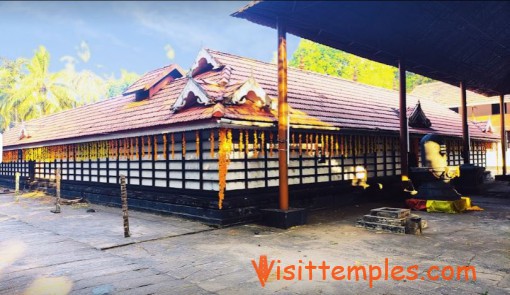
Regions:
[[120, 175, 130, 238], [51, 169, 61, 213], [15, 172, 20, 195]]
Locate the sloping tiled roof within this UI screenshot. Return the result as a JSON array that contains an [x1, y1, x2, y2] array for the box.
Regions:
[[3, 77, 218, 148], [202, 49, 497, 140], [2, 49, 498, 149], [411, 81, 502, 108]]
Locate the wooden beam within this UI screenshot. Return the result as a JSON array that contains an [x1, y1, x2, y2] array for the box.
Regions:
[[501, 95, 507, 175], [460, 82, 470, 164], [399, 60, 408, 177], [277, 20, 289, 211]]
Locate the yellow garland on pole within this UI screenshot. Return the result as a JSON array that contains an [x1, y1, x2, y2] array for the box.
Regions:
[[335, 135, 339, 156], [291, 133, 296, 156], [299, 133, 302, 156], [261, 131, 265, 157], [218, 128, 233, 210], [182, 133, 186, 157], [210, 130, 215, 159], [330, 134, 334, 158], [163, 134, 167, 160], [238, 129, 243, 157], [130, 138, 135, 160], [315, 134, 319, 156], [135, 138, 139, 160], [304, 134, 308, 154], [321, 134, 325, 156], [196, 131, 200, 158], [171, 133, 175, 159], [154, 135, 158, 160], [325, 134, 329, 158], [253, 130, 259, 158], [147, 136, 152, 159], [269, 132, 274, 157], [141, 137, 145, 158], [123, 139, 126, 160], [245, 130, 249, 155]]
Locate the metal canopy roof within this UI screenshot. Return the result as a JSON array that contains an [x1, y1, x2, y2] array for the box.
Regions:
[[232, 1, 510, 97]]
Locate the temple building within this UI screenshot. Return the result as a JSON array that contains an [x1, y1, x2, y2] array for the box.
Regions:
[[412, 81, 510, 175], [0, 49, 498, 225]]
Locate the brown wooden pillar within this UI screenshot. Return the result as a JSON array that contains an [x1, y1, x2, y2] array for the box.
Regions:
[[398, 60, 408, 176], [460, 82, 470, 164], [277, 20, 289, 210], [501, 94, 507, 175]]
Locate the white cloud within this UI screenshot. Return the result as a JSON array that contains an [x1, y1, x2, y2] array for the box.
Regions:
[[164, 44, 175, 60], [76, 41, 91, 63], [114, 2, 223, 49], [60, 55, 78, 71]]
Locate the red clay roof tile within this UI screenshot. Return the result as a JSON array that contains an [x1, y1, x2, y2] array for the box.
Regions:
[[2, 48, 498, 149]]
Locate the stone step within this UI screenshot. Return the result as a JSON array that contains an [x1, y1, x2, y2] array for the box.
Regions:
[[361, 215, 407, 226], [356, 220, 406, 234], [370, 207, 410, 219]]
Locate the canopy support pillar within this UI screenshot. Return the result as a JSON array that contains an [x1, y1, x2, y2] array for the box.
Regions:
[[399, 60, 408, 177], [500, 95, 507, 175], [461, 82, 470, 164], [277, 20, 289, 211]]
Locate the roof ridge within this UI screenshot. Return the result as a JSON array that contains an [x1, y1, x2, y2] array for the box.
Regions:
[[204, 48, 405, 97]]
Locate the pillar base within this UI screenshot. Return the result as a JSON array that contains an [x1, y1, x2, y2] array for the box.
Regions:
[[260, 208, 308, 229]]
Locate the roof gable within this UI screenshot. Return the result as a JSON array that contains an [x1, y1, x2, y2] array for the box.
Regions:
[[171, 78, 212, 113], [123, 64, 185, 100], [408, 101, 432, 128], [191, 48, 222, 77], [230, 77, 270, 107]]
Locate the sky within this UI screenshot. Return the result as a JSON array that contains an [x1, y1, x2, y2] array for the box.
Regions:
[[0, 1, 300, 78]]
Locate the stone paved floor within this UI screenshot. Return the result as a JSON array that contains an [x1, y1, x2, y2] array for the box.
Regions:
[[0, 184, 509, 295]]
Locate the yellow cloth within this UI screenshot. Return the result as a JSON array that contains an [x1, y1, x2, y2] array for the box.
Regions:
[[426, 197, 483, 213]]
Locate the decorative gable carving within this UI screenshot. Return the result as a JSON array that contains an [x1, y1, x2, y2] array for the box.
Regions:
[[408, 101, 432, 128], [230, 77, 271, 107], [191, 48, 221, 77], [171, 79, 211, 113]]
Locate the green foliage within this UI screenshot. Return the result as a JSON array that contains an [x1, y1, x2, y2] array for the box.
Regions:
[[289, 39, 433, 91], [0, 46, 140, 131], [105, 69, 140, 98], [0, 46, 75, 129]]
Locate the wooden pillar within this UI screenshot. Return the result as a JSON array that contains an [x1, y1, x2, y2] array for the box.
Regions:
[[501, 94, 507, 175], [460, 82, 470, 164], [277, 20, 289, 211], [398, 60, 408, 176]]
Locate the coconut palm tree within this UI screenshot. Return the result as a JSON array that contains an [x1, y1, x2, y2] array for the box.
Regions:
[[0, 46, 75, 128], [0, 57, 27, 129]]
